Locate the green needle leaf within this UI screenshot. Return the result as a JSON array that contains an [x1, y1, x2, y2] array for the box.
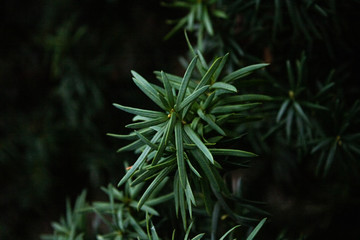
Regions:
[[132, 70, 166, 110], [177, 85, 209, 112], [212, 53, 229, 82], [276, 99, 290, 122], [197, 109, 226, 136], [175, 122, 187, 188], [246, 218, 267, 240], [116, 139, 143, 152], [219, 225, 241, 240], [184, 125, 214, 164], [118, 130, 163, 186], [210, 148, 257, 157], [113, 103, 166, 118], [210, 82, 237, 93], [196, 57, 222, 90], [107, 128, 154, 140], [211, 103, 261, 114], [203, 6, 214, 35], [222, 63, 269, 83], [125, 116, 168, 129], [138, 165, 175, 210], [161, 71, 175, 107], [152, 113, 176, 165], [176, 56, 198, 106], [134, 130, 159, 150], [293, 101, 310, 124]]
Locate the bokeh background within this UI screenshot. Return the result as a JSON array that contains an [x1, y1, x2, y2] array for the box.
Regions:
[[1, 0, 360, 239], [0, 1, 186, 239]]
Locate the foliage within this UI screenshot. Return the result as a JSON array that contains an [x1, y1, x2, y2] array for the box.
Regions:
[[1, 0, 360, 239]]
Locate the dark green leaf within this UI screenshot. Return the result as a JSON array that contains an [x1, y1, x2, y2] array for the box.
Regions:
[[113, 103, 166, 118], [116, 139, 143, 153], [212, 53, 229, 82], [184, 125, 214, 164], [222, 63, 269, 83], [126, 116, 168, 129], [210, 148, 257, 157], [293, 101, 310, 124], [210, 82, 237, 92], [219, 225, 241, 240], [175, 122, 187, 188], [177, 86, 209, 112], [276, 99, 290, 122], [203, 6, 214, 35], [161, 71, 175, 107], [197, 109, 226, 136], [211, 103, 261, 114], [118, 130, 163, 186], [246, 218, 267, 240], [196, 57, 222, 90], [152, 113, 176, 164], [220, 94, 273, 104], [176, 56, 198, 106], [132, 71, 166, 110], [138, 165, 175, 209], [134, 131, 159, 150]]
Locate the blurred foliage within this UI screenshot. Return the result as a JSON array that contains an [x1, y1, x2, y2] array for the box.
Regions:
[[0, 0, 183, 239], [1, 0, 360, 239]]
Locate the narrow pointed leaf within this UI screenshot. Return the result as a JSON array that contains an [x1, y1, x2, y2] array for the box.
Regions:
[[222, 63, 269, 83], [246, 218, 267, 240], [164, 16, 187, 40], [293, 101, 310, 124], [113, 103, 165, 118], [190, 148, 219, 191], [138, 165, 175, 209], [210, 82, 237, 92], [179, 180, 187, 230], [191, 233, 205, 240], [161, 71, 175, 107], [184, 125, 214, 164], [117, 139, 143, 153], [145, 193, 174, 206], [134, 131, 159, 150], [154, 71, 197, 90], [174, 172, 180, 217], [197, 50, 209, 69], [107, 128, 154, 140], [177, 86, 209, 111], [324, 142, 337, 175], [212, 53, 229, 82], [129, 215, 147, 239], [176, 56, 198, 106], [126, 116, 168, 129], [197, 109, 226, 136], [186, 157, 202, 178], [203, 6, 214, 35], [196, 57, 222, 90], [211, 103, 261, 114], [301, 101, 328, 111], [118, 130, 163, 186], [175, 122, 187, 188], [219, 225, 241, 240], [276, 99, 290, 122], [210, 148, 257, 157], [152, 113, 176, 164], [132, 70, 166, 110], [220, 94, 273, 104]]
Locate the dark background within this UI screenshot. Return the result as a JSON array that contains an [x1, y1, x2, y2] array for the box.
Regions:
[[1, 1, 360, 239], [0, 1, 185, 239]]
